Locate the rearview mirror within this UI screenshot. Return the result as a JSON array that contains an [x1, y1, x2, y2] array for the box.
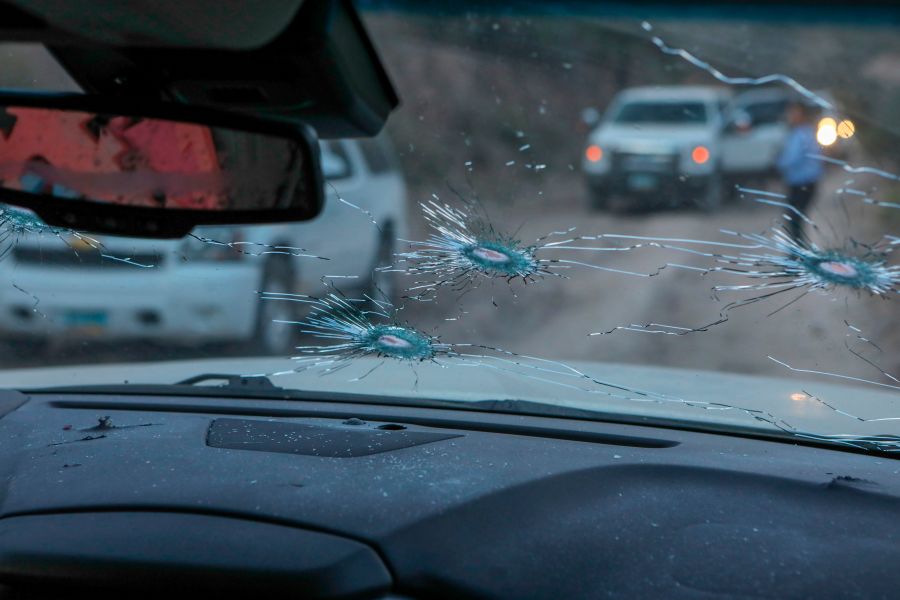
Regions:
[[0, 93, 324, 238]]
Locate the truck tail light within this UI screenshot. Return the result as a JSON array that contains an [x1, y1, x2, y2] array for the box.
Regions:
[[585, 145, 603, 162], [691, 145, 710, 164]]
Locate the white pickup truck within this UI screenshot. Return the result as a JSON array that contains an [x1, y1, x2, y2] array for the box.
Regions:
[[721, 87, 852, 181], [582, 86, 732, 211], [583, 85, 853, 212]]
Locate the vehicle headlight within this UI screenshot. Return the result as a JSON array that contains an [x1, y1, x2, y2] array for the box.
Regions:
[[179, 227, 246, 262], [836, 119, 855, 139], [817, 118, 838, 146]]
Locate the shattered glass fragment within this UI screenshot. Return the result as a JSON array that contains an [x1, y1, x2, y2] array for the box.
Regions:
[[0, 205, 156, 268], [768, 322, 900, 393], [836, 186, 900, 211], [840, 322, 900, 387], [12, 283, 44, 319], [812, 155, 900, 182], [186, 233, 329, 261], [643, 21, 833, 109], [182, 178, 389, 263], [776, 389, 900, 453], [805, 434, 900, 453], [329, 181, 382, 233], [768, 356, 900, 393]]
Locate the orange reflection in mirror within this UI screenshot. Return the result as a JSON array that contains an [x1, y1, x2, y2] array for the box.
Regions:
[[0, 107, 226, 210]]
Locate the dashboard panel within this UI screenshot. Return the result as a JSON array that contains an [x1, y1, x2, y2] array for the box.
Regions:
[[0, 391, 897, 598]]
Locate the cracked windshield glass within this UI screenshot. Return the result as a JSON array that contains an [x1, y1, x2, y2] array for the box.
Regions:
[[0, 3, 898, 453]]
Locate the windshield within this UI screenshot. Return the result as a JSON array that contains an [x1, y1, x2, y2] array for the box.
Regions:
[[0, 5, 898, 454], [613, 101, 709, 124]]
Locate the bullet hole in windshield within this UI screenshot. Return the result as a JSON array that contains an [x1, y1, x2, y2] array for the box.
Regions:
[[589, 188, 899, 336], [391, 183, 672, 304], [255, 287, 686, 403]]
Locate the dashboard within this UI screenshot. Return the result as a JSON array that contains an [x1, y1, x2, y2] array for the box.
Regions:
[[0, 389, 898, 598]]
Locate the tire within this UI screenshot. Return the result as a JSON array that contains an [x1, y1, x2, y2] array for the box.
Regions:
[[722, 175, 737, 204], [588, 186, 609, 211], [253, 259, 298, 355], [2, 337, 49, 363], [695, 170, 723, 212], [366, 225, 397, 307]]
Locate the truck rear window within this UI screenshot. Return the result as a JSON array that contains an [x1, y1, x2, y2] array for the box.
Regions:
[[613, 101, 708, 124], [740, 100, 789, 126]]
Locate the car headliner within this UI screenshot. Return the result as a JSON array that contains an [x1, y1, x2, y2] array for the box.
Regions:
[[5, 0, 896, 54], [6, 0, 305, 49]]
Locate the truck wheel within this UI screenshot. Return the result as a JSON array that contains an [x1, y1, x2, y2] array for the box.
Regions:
[[3, 338, 49, 362], [722, 176, 740, 204], [588, 187, 609, 211], [696, 171, 723, 212], [367, 225, 397, 307], [253, 259, 297, 355]]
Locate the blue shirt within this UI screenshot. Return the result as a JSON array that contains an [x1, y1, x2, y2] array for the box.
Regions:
[[777, 125, 824, 186]]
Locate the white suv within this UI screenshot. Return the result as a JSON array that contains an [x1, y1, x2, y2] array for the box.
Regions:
[[721, 88, 853, 182], [0, 136, 408, 355], [582, 85, 731, 211]]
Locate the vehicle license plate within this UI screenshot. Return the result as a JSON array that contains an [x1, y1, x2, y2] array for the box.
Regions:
[[627, 173, 658, 191]]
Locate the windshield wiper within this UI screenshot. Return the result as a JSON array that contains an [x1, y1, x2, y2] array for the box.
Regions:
[[175, 373, 284, 390], [20, 380, 900, 459], [25, 373, 296, 400]]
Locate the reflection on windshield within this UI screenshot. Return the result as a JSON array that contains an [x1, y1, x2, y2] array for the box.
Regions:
[[0, 12, 898, 454]]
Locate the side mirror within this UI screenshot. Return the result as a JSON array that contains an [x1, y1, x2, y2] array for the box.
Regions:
[[580, 107, 601, 128], [0, 92, 324, 238], [321, 144, 352, 180], [726, 109, 753, 133]]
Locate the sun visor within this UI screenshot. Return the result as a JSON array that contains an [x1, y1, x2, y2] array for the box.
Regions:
[[0, 0, 398, 138]]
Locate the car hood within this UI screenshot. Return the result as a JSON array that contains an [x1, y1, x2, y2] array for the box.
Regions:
[[1, 357, 894, 444], [590, 124, 716, 152]]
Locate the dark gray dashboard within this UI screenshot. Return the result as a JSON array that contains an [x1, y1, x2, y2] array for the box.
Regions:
[[0, 390, 898, 598]]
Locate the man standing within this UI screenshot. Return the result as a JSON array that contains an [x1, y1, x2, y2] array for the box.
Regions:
[[776, 101, 824, 241]]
